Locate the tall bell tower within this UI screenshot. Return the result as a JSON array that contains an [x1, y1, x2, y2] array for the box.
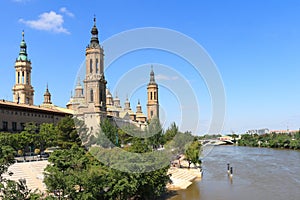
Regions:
[[147, 66, 159, 120], [83, 17, 107, 117], [12, 31, 34, 105]]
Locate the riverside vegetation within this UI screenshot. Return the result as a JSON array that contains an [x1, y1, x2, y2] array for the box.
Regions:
[[0, 117, 202, 200], [238, 131, 300, 150]]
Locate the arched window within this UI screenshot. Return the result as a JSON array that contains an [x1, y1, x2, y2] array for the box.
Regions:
[[90, 59, 93, 73], [22, 71, 25, 84], [90, 89, 94, 102], [96, 59, 99, 73], [150, 92, 153, 100], [154, 91, 156, 100], [17, 72, 20, 84]]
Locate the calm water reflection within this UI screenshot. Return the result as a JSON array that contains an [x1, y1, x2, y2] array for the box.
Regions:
[[169, 146, 300, 200]]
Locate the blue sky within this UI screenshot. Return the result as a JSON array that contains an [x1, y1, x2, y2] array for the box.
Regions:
[[1, 0, 300, 134]]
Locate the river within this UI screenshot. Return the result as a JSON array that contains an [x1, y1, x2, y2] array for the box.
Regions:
[[169, 145, 300, 200]]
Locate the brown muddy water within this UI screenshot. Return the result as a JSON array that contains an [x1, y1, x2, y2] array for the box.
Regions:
[[169, 146, 300, 200]]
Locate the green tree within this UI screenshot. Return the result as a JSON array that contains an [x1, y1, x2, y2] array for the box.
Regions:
[[164, 122, 178, 143], [44, 145, 90, 199], [0, 145, 15, 178], [0, 179, 41, 200], [56, 116, 82, 149], [185, 140, 202, 168], [39, 123, 57, 150], [98, 119, 119, 147]]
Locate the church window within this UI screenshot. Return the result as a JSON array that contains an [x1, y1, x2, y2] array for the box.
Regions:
[[90, 59, 93, 73], [22, 71, 25, 84], [154, 92, 156, 100], [12, 122, 17, 131], [96, 59, 99, 73], [26, 97, 29, 104], [17, 72, 20, 84], [150, 92, 153, 100], [90, 89, 94, 102]]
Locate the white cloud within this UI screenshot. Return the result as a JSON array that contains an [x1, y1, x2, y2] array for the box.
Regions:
[[155, 74, 179, 81], [19, 11, 70, 34], [59, 7, 74, 18]]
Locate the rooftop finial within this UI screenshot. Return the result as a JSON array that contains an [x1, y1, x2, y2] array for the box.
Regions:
[[22, 30, 25, 41], [89, 15, 99, 47], [149, 65, 156, 84]]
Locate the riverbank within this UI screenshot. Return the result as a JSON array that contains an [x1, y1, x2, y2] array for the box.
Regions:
[[167, 158, 202, 190], [238, 132, 300, 150]]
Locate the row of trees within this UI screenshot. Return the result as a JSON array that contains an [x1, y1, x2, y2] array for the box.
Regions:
[[238, 131, 300, 149]]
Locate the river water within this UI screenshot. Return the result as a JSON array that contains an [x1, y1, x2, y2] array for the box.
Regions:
[[169, 145, 300, 200]]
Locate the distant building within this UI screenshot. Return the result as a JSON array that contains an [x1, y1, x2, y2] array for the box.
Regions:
[[269, 129, 299, 134], [246, 128, 270, 135]]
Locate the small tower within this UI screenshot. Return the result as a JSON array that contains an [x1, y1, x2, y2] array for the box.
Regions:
[[43, 84, 52, 104], [106, 89, 113, 106], [75, 78, 84, 98], [12, 31, 34, 105], [124, 96, 131, 111], [147, 66, 159, 120], [136, 100, 142, 113], [136, 100, 147, 123], [113, 92, 121, 108]]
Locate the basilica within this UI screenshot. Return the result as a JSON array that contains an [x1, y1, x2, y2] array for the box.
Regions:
[[66, 18, 159, 131], [0, 18, 159, 132]]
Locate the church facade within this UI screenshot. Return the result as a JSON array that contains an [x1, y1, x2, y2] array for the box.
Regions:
[[67, 18, 160, 131]]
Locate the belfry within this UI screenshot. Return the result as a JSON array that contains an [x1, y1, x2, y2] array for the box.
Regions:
[[12, 31, 34, 105]]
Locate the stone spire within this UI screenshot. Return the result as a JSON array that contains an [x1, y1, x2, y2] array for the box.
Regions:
[[113, 92, 121, 108], [124, 96, 131, 111], [136, 99, 142, 113]]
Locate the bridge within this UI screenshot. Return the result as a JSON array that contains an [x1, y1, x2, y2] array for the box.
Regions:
[[200, 139, 234, 146]]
